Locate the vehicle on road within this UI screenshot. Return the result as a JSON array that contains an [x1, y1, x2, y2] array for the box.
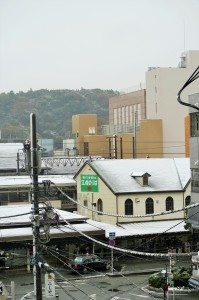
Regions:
[[66, 254, 111, 274]]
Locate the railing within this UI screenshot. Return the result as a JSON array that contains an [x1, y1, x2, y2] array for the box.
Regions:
[[19, 156, 102, 168], [101, 123, 140, 135]]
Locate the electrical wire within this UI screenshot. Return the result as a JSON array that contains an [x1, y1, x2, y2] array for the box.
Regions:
[[42, 245, 157, 300], [50, 206, 197, 258], [177, 66, 199, 110], [51, 184, 196, 219], [42, 246, 115, 300], [0, 212, 31, 219]]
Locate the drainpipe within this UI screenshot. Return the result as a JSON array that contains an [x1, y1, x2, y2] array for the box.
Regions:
[[116, 195, 119, 224]]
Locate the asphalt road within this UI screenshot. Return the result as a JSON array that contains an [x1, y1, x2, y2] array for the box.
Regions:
[[1, 256, 199, 300]]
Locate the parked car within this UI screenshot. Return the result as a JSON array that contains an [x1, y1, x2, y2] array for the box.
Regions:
[[66, 254, 111, 274]]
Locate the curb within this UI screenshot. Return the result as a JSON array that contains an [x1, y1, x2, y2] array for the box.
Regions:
[[106, 268, 162, 277]]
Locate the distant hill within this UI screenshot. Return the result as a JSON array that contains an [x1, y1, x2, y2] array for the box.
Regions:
[[0, 89, 119, 148]]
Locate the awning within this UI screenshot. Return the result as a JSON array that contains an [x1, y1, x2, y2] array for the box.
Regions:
[[87, 219, 189, 238]]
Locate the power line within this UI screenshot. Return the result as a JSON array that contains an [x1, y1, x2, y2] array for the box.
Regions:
[[51, 184, 196, 219], [52, 207, 197, 258]]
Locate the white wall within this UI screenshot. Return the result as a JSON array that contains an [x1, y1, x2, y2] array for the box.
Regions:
[[146, 50, 199, 158]]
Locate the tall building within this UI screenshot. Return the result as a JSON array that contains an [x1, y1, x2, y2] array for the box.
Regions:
[[109, 89, 146, 125], [146, 50, 199, 158]]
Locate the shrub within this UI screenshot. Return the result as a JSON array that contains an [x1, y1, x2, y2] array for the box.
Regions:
[[148, 266, 192, 289], [148, 272, 165, 288]]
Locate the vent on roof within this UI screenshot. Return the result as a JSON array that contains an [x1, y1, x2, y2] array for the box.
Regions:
[[131, 172, 151, 186]]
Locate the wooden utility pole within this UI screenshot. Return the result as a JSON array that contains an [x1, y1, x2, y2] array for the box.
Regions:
[[30, 113, 43, 300]]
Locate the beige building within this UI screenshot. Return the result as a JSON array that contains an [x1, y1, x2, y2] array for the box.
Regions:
[[74, 158, 191, 225], [108, 89, 146, 129], [146, 50, 199, 158], [72, 114, 163, 158]]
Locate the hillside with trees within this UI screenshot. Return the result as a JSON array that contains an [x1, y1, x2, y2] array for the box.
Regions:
[[0, 89, 118, 148]]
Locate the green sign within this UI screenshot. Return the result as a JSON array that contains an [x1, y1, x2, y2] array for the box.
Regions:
[[81, 174, 98, 192]]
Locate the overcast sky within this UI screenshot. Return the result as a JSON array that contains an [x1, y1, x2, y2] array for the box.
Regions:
[[0, 0, 199, 93]]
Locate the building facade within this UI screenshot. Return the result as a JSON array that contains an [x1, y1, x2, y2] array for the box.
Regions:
[[108, 89, 146, 133], [146, 50, 199, 158], [74, 158, 191, 225], [72, 114, 163, 158]]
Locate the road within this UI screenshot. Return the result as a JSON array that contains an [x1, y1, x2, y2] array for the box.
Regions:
[[1, 257, 199, 299]]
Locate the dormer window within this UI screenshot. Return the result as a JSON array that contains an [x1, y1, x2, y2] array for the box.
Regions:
[[131, 172, 151, 186]]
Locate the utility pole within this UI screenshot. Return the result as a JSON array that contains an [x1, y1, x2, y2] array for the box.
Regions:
[[120, 137, 123, 159], [30, 113, 43, 300], [133, 110, 137, 158], [113, 135, 117, 159]]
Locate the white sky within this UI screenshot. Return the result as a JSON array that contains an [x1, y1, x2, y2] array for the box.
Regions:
[[0, 0, 199, 93]]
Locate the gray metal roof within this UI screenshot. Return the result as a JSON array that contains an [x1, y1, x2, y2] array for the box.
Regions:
[[0, 174, 76, 188], [88, 219, 188, 238], [88, 158, 190, 194]]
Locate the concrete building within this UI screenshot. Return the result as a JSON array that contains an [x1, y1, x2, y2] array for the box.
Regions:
[[107, 89, 146, 135], [146, 50, 199, 158], [187, 92, 199, 229], [72, 114, 163, 158], [0, 175, 77, 211]]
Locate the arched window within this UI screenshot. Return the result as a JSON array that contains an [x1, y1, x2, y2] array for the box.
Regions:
[[166, 197, 174, 211], [97, 198, 103, 214], [185, 195, 191, 207], [125, 199, 133, 215], [146, 198, 154, 214]]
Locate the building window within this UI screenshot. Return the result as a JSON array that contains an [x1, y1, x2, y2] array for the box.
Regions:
[[113, 108, 117, 125], [84, 142, 89, 156], [83, 200, 88, 207], [130, 105, 133, 124], [190, 113, 199, 137], [118, 107, 121, 124], [191, 168, 199, 192], [97, 198, 103, 214], [125, 106, 129, 124], [122, 107, 125, 124], [125, 199, 133, 215], [166, 197, 174, 211], [185, 196, 191, 207], [146, 198, 154, 214]]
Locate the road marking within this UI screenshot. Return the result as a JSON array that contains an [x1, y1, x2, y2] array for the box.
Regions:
[[129, 293, 150, 298]]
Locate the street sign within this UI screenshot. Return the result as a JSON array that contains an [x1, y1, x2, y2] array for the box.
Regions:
[[109, 239, 116, 246], [81, 174, 98, 192], [45, 273, 55, 298], [109, 232, 116, 238], [168, 249, 173, 254]]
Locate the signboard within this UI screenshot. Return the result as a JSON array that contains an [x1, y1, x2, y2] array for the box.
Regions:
[[109, 239, 116, 247], [45, 273, 55, 298], [81, 174, 98, 192], [109, 232, 116, 238]]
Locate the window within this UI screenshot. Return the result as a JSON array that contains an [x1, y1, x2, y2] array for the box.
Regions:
[[97, 198, 103, 214], [125, 199, 133, 215], [83, 200, 88, 207], [166, 197, 174, 211], [113, 108, 117, 125], [122, 107, 125, 124], [185, 196, 191, 207], [146, 198, 154, 214], [191, 168, 199, 192], [143, 176, 149, 186], [125, 106, 129, 124], [190, 113, 199, 137]]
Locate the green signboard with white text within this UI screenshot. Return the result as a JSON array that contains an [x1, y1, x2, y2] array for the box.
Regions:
[[81, 174, 98, 192]]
